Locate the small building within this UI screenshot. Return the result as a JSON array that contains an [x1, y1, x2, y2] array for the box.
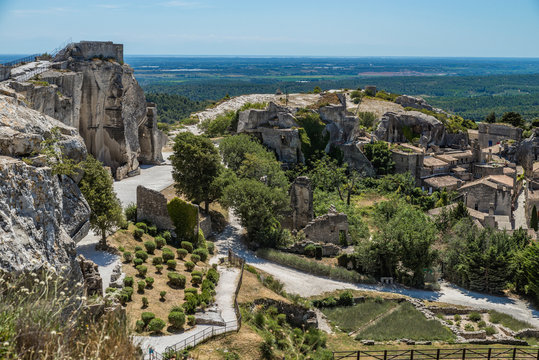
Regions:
[[422, 156, 450, 177], [391, 144, 424, 184], [423, 175, 462, 192], [458, 176, 513, 216], [477, 123, 522, 149]]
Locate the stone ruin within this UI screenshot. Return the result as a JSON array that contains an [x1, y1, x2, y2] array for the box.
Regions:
[[1, 41, 167, 180], [302, 205, 349, 245], [289, 176, 314, 230]]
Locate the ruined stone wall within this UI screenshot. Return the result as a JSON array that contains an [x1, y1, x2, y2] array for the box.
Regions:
[[69, 41, 124, 63], [302, 206, 348, 244], [392, 151, 424, 184], [478, 123, 522, 148], [136, 186, 174, 230], [290, 176, 314, 230], [0, 65, 11, 81]]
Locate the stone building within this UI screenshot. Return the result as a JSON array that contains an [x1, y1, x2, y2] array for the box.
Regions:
[[136, 186, 174, 230], [423, 175, 462, 192], [289, 177, 314, 230], [302, 206, 349, 245], [459, 176, 513, 216], [391, 144, 424, 183], [477, 123, 522, 149]]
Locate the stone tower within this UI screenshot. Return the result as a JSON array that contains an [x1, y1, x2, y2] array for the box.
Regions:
[[290, 176, 314, 230]]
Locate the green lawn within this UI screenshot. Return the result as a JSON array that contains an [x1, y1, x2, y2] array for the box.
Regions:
[[322, 299, 398, 332], [358, 303, 455, 341], [488, 310, 533, 331]]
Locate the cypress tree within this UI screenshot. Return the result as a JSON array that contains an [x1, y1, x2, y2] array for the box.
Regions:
[[531, 205, 538, 231]]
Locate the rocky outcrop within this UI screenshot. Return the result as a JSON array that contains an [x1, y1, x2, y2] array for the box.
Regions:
[[375, 110, 446, 147], [3, 41, 165, 180], [395, 95, 434, 111], [77, 255, 103, 296], [0, 93, 90, 277]]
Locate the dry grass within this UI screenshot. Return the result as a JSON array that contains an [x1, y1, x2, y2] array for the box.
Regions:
[[237, 269, 289, 304], [110, 225, 211, 335], [188, 325, 263, 360]]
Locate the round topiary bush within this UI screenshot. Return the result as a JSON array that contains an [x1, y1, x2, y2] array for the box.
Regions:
[[207, 242, 215, 255], [167, 272, 186, 288], [145, 277, 154, 288], [137, 280, 146, 293], [184, 261, 195, 272], [133, 258, 143, 267], [134, 245, 143, 252], [133, 228, 144, 240], [206, 268, 219, 284], [167, 259, 177, 270], [147, 225, 158, 237], [155, 264, 164, 273], [181, 241, 193, 253], [171, 305, 184, 313], [184, 288, 198, 299], [123, 276, 134, 287], [136, 265, 148, 277], [141, 312, 155, 326], [190, 254, 200, 264], [123, 251, 133, 263], [168, 311, 186, 328], [160, 290, 167, 301], [187, 315, 196, 326], [144, 241, 156, 255], [142, 296, 148, 307], [135, 319, 145, 333], [155, 236, 166, 249], [148, 318, 166, 333], [191, 275, 202, 285], [162, 248, 175, 262], [135, 222, 148, 233], [177, 248, 188, 260], [135, 250, 148, 262], [193, 248, 209, 262], [152, 256, 163, 266], [161, 231, 172, 242], [191, 270, 203, 278]]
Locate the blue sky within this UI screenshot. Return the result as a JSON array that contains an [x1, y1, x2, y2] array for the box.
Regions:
[[1, 0, 538, 57]]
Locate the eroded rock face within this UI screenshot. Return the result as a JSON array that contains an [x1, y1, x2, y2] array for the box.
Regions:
[[0, 94, 89, 277], [375, 111, 446, 147], [395, 95, 434, 111], [77, 255, 103, 296], [3, 41, 165, 180]]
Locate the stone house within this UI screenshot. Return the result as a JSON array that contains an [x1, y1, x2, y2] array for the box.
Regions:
[[423, 175, 462, 192], [391, 144, 424, 183], [458, 176, 513, 216], [477, 123, 522, 149]]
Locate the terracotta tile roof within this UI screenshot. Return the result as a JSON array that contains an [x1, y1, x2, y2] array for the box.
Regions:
[[423, 175, 461, 189]]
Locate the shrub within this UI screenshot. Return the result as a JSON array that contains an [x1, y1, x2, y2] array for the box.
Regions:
[[168, 197, 198, 241], [147, 225, 158, 237], [137, 281, 146, 293], [485, 326, 497, 336], [155, 236, 166, 249], [468, 312, 482, 322], [123, 276, 134, 287], [191, 270, 203, 278], [184, 261, 195, 271], [134, 245, 143, 252], [464, 323, 475, 332], [123, 251, 133, 263], [152, 256, 163, 265], [134, 228, 144, 240], [118, 246, 125, 252], [168, 272, 186, 288], [135, 222, 148, 233], [338, 291, 354, 306], [255, 312, 265, 327], [141, 312, 155, 325], [201, 279, 215, 292], [207, 242, 215, 254], [136, 265, 148, 277], [161, 231, 172, 242], [304, 244, 316, 257], [187, 315, 196, 326], [191, 254, 201, 264], [160, 291, 166, 301], [121, 286, 134, 302], [277, 313, 287, 325], [148, 318, 166, 333], [193, 248, 209, 262], [162, 248, 175, 262], [454, 314, 461, 321], [145, 277, 154, 288], [478, 320, 486, 328], [181, 241, 194, 253], [168, 311, 186, 328], [133, 258, 143, 266], [177, 248, 188, 260], [155, 264, 164, 273], [125, 203, 137, 222], [193, 229, 206, 249], [142, 297, 148, 307], [171, 305, 184, 313], [144, 241, 156, 254], [246, 265, 257, 274], [184, 295, 198, 314], [135, 319, 145, 333], [185, 288, 198, 298], [135, 250, 148, 262], [191, 275, 202, 285], [167, 259, 177, 270]]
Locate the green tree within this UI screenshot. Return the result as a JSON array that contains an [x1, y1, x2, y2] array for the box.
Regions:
[[219, 134, 273, 173], [79, 155, 124, 248], [363, 141, 395, 175], [238, 153, 288, 189], [171, 132, 222, 213], [222, 178, 289, 246], [296, 110, 329, 162], [485, 112, 496, 123], [531, 205, 538, 231], [501, 112, 524, 128], [40, 127, 80, 176]]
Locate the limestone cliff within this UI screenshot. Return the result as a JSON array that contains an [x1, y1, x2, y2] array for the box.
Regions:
[[3, 41, 166, 180], [0, 93, 89, 276]]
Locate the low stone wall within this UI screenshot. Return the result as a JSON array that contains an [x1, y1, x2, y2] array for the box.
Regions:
[[199, 214, 212, 237], [515, 328, 539, 338], [459, 330, 486, 340], [136, 185, 174, 230], [281, 241, 341, 257], [427, 306, 483, 315]]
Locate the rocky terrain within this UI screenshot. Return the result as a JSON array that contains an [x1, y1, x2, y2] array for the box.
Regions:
[[0, 92, 89, 277], [0, 41, 166, 180]]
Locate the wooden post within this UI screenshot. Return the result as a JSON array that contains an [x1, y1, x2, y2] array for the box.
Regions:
[[357, 351, 360, 360], [411, 349, 414, 360], [462, 349, 466, 360], [513, 348, 517, 360], [384, 350, 388, 360], [437, 349, 441, 360], [488, 348, 492, 360]]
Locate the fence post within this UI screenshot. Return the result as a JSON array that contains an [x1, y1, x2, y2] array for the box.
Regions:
[[437, 349, 440, 360], [488, 348, 492, 360], [462, 349, 466, 360], [513, 348, 517, 360], [384, 350, 387, 360], [357, 350, 360, 360], [410, 349, 414, 360]]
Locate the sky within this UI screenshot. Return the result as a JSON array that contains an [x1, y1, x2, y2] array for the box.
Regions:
[[1, 0, 539, 57]]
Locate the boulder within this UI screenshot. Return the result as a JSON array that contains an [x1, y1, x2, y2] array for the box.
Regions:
[[395, 95, 434, 111], [375, 110, 446, 147]]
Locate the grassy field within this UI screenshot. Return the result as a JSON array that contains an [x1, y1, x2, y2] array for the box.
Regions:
[[358, 303, 455, 342], [322, 299, 398, 332], [488, 310, 534, 331]]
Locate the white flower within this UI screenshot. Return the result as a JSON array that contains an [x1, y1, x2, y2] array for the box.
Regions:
[[30, 272, 37, 277], [81, 296, 87, 301], [50, 330, 57, 336], [2, 342, 8, 347], [60, 291, 65, 297], [39, 281, 45, 286], [60, 266, 67, 271], [104, 336, 110, 340]]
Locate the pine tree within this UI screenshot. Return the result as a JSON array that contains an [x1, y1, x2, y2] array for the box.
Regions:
[[79, 155, 124, 248]]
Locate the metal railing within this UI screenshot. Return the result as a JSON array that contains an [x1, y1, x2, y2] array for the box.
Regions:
[[159, 250, 245, 359], [15, 65, 52, 82], [0, 54, 40, 67], [333, 348, 539, 360]]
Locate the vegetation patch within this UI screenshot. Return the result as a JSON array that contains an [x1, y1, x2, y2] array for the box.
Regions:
[[322, 299, 398, 333], [488, 310, 533, 331]]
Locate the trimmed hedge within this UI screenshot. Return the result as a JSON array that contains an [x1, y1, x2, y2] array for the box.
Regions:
[[193, 248, 208, 262], [162, 248, 175, 262], [184, 261, 195, 271], [168, 311, 186, 328], [155, 236, 166, 249], [168, 272, 186, 288], [167, 197, 197, 241], [177, 248, 188, 260], [181, 241, 193, 253], [144, 241, 156, 254]]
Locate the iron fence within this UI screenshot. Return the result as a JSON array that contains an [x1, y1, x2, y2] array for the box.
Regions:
[[333, 348, 539, 360]]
